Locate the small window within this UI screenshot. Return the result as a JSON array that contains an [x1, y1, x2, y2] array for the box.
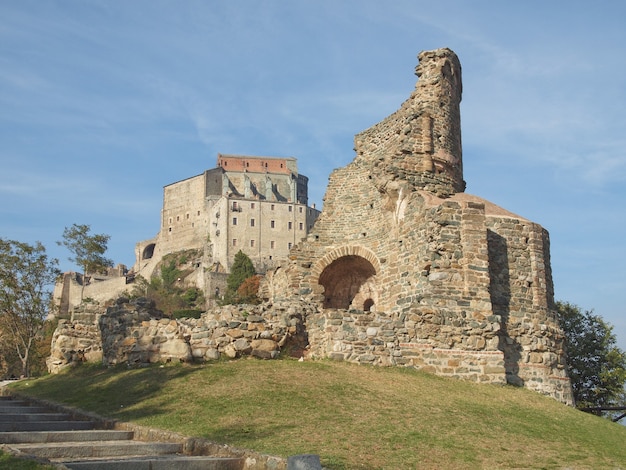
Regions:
[[288, 206, 292, 212], [250, 218, 255, 227], [271, 204, 275, 210], [232, 239, 237, 246], [299, 222, 303, 230], [288, 242, 292, 249], [299, 207, 303, 213], [186, 213, 190, 219], [250, 239, 255, 247], [176, 216, 180, 222], [251, 202, 255, 209], [197, 211, 200, 216], [270, 220, 275, 228], [270, 240, 275, 249], [288, 222, 292, 230], [232, 217, 237, 225], [169, 217, 172, 224]]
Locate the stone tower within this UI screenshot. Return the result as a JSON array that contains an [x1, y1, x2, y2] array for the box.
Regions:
[[354, 48, 464, 196], [263, 48, 573, 404]]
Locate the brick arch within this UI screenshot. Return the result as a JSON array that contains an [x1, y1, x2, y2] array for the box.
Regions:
[[311, 245, 381, 279], [313, 245, 381, 310]]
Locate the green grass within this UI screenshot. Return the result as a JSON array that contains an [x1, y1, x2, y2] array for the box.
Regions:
[[8, 359, 626, 469], [0, 450, 56, 470]]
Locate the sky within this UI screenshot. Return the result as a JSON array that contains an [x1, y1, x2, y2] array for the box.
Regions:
[[1, 1, 625, 351]]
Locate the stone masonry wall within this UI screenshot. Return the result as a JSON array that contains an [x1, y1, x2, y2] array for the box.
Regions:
[[260, 48, 573, 404], [48, 298, 313, 373]]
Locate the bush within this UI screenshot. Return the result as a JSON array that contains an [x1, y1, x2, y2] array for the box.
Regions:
[[171, 309, 203, 319]]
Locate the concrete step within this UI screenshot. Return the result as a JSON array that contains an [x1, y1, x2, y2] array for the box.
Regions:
[[0, 394, 246, 470], [0, 405, 55, 413], [0, 429, 134, 444], [0, 412, 73, 422], [10, 440, 183, 459], [0, 395, 21, 400], [0, 420, 96, 432], [61, 456, 244, 470]]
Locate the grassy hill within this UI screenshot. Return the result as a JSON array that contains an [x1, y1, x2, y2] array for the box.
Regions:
[[8, 359, 626, 469]]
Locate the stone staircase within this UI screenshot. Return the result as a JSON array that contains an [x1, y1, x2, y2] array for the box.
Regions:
[[0, 396, 244, 469]]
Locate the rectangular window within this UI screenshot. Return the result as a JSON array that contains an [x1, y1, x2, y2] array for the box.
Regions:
[[251, 202, 255, 209], [299, 207, 303, 213], [299, 222, 303, 230], [288, 221, 292, 230], [232, 239, 237, 246], [288, 206, 292, 212], [288, 242, 292, 249], [270, 220, 275, 228], [250, 239, 255, 247], [197, 211, 200, 216], [270, 240, 275, 249], [250, 218, 255, 227], [271, 204, 275, 210], [232, 217, 237, 225]]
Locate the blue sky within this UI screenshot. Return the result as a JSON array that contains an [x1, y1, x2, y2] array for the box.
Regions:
[[1, 1, 625, 350]]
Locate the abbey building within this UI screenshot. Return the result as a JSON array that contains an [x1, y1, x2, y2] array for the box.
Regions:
[[54, 154, 320, 314]]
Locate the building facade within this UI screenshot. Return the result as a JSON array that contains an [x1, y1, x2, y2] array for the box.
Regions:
[[54, 155, 320, 314], [136, 154, 320, 277]]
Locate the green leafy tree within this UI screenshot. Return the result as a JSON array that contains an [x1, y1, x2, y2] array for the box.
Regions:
[[222, 250, 256, 305], [556, 301, 626, 414], [0, 239, 60, 377], [160, 260, 181, 292], [57, 224, 113, 301]]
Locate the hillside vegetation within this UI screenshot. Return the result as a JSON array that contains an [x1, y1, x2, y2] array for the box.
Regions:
[[9, 359, 626, 469]]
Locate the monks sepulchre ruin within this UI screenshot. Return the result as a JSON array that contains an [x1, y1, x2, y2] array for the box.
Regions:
[[49, 48, 573, 405]]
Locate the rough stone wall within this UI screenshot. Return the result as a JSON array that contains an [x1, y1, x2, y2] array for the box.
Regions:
[[260, 48, 572, 404], [48, 298, 313, 373]]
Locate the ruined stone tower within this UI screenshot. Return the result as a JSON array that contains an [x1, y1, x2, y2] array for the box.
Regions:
[[263, 48, 573, 404]]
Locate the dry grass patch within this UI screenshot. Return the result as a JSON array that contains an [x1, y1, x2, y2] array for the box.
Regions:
[[10, 359, 626, 469]]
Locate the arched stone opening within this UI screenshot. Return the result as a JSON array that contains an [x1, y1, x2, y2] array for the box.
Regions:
[[318, 255, 377, 309], [142, 243, 156, 260], [363, 298, 375, 312]]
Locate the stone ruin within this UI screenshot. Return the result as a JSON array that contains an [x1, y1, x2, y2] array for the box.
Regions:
[[261, 48, 572, 404], [48, 48, 573, 405]]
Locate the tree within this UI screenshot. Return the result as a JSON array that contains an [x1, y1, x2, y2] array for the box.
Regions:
[[0, 239, 60, 377], [58, 224, 113, 301], [222, 250, 256, 305], [237, 275, 262, 304], [556, 301, 626, 413]]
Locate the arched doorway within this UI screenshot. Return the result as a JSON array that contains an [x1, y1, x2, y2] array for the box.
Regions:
[[318, 255, 377, 309], [142, 243, 156, 260]]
